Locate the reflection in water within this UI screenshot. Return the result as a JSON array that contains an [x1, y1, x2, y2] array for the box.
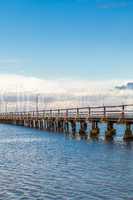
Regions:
[[0, 124, 133, 199]]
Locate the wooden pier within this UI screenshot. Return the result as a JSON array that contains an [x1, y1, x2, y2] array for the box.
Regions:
[[0, 104, 133, 140]]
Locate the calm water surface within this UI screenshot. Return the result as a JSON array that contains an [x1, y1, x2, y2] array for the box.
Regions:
[[0, 124, 133, 200]]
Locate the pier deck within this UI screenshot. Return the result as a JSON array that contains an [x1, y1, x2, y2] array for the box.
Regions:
[[0, 104, 133, 140]]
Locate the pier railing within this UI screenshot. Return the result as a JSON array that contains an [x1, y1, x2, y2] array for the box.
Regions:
[[1, 104, 133, 121]]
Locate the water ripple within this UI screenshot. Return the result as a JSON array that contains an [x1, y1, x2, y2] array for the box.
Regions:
[[0, 124, 133, 199]]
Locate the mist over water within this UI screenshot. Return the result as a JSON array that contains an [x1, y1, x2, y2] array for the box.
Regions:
[[0, 124, 133, 200]]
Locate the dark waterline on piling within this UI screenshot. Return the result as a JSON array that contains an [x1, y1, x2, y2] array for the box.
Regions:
[[0, 124, 133, 199]]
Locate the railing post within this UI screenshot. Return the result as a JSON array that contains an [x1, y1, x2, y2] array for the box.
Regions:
[[50, 110, 52, 118], [58, 109, 60, 118], [104, 106, 106, 117], [66, 109, 68, 118], [122, 105, 125, 118], [77, 108, 79, 118], [88, 107, 91, 117], [43, 111, 45, 118], [36, 111, 38, 118]]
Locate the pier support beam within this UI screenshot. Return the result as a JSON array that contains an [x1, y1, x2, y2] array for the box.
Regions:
[[105, 121, 116, 140], [24, 120, 28, 127], [60, 120, 64, 132], [50, 119, 54, 132], [71, 120, 76, 136], [53, 119, 56, 132], [54, 120, 58, 132], [29, 120, 32, 128], [123, 123, 133, 140], [42, 119, 45, 130], [37, 120, 39, 129], [90, 121, 99, 138], [40, 119, 44, 129], [64, 121, 69, 133], [32, 120, 35, 128], [79, 121, 87, 138], [43, 119, 47, 130]]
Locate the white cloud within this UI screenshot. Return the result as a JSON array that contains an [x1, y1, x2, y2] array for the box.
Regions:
[[0, 74, 121, 94], [0, 74, 132, 111]]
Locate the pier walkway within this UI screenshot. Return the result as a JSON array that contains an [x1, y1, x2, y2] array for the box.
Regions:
[[0, 104, 133, 140]]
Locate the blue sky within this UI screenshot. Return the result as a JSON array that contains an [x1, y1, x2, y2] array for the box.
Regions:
[[0, 0, 133, 80]]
